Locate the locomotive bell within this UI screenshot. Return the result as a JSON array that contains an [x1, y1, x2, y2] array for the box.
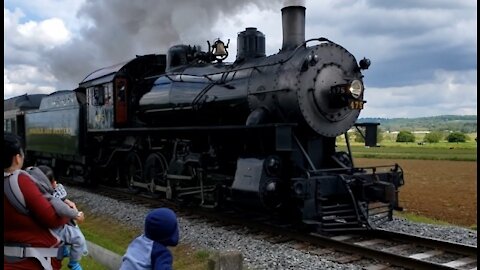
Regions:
[[213, 40, 227, 56]]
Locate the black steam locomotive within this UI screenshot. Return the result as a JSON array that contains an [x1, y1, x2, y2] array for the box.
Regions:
[[4, 2, 403, 232]]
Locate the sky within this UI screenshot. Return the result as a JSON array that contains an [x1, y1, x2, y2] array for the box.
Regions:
[[4, 0, 477, 118]]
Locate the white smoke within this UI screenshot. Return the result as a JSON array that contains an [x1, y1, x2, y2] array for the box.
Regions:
[[44, 0, 282, 89]]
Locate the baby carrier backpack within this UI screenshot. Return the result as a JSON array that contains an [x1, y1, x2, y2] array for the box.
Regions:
[[4, 170, 64, 270]]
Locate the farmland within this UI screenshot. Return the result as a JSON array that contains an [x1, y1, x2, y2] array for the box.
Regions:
[[355, 158, 476, 227], [337, 133, 477, 161], [341, 143, 476, 161], [339, 133, 476, 227]]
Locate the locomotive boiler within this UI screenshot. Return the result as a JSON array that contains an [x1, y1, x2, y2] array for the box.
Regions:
[[138, 21, 366, 138], [15, 0, 404, 233]]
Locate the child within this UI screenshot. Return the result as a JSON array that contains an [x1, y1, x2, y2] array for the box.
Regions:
[[27, 165, 88, 270], [120, 208, 179, 270]]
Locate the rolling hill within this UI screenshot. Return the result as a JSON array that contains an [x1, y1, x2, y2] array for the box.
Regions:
[[357, 115, 477, 133]]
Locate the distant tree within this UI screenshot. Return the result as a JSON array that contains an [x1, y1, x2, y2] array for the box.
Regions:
[[423, 131, 443, 143], [353, 128, 383, 143], [354, 130, 364, 143], [460, 123, 477, 133], [396, 131, 415, 143], [446, 132, 467, 143]]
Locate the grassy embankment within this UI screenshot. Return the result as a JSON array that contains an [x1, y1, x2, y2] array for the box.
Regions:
[[61, 205, 212, 270]]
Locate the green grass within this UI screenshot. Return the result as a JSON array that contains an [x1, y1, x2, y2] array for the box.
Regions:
[[394, 211, 477, 230], [394, 211, 451, 226], [337, 137, 477, 161], [60, 204, 212, 270]]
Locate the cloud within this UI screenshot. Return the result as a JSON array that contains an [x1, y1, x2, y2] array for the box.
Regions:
[[4, 0, 88, 31], [17, 18, 70, 48], [4, 7, 69, 97], [3, 0, 477, 118], [303, 0, 477, 88], [4, 66, 57, 97], [4, 7, 70, 49], [5, 8, 71, 67], [361, 69, 477, 118]]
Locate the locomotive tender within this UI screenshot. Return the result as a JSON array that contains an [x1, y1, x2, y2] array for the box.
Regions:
[[6, 1, 404, 232]]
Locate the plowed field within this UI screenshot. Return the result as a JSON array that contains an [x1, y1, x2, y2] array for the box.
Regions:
[[355, 158, 477, 227]]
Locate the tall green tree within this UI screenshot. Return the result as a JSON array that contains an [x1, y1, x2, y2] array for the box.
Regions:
[[377, 128, 384, 143], [354, 130, 364, 143], [446, 132, 467, 143], [396, 131, 415, 142], [423, 131, 443, 143]]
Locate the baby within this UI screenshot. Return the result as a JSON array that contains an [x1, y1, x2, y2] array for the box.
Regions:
[[27, 165, 88, 270]]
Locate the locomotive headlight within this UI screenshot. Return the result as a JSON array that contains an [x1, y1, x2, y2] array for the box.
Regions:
[[349, 80, 363, 99]]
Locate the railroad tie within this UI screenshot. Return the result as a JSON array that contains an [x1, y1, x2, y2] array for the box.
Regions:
[[381, 244, 412, 253], [353, 238, 386, 247], [331, 254, 362, 264], [441, 257, 476, 268], [363, 264, 390, 270], [330, 234, 355, 241], [408, 249, 443, 260], [308, 248, 334, 256]]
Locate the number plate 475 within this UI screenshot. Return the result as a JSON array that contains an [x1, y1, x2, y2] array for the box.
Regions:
[[349, 100, 364, 110]]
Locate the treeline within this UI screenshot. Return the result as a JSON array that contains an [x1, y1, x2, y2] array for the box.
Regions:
[[351, 130, 474, 144], [357, 115, 477, 133], [394, 131, 471, 143]]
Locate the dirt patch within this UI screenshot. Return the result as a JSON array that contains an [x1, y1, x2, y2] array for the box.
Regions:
[[355, 158, 477, 227]]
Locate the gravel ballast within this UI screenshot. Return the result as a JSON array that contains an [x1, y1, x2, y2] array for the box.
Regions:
[[67, 186, 477, 270]]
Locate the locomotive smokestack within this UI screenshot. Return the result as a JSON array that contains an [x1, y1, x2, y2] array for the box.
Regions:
[[281, 0, 306, 51]]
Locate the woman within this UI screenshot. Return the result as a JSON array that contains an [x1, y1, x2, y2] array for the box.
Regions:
[[4, 133, 70, 270]]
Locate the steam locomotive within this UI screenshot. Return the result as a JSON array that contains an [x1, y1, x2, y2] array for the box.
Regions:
[[4, 1, 403, 232]]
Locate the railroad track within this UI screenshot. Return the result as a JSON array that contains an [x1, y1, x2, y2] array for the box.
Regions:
[[195, 211, 477, 270], [78, 184, 477, 270], [309, 230, 477, 270]]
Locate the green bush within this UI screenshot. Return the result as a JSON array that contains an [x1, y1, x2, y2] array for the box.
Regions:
[[396, 130, 415, 142], [423, 131, 443, 143], [354, 130, 365, 143], [446, 132, 468, 142], [377, 129, 384, 143]]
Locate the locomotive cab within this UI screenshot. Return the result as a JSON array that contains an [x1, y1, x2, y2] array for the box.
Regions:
[[79, 54, 167, 130]]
